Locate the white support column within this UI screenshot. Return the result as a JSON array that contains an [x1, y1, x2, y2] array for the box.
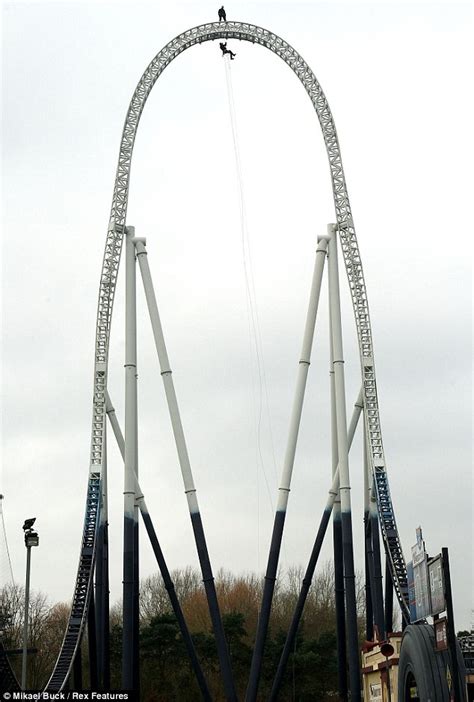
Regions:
[[327, 223, 351, 510], [247, 234, 329, 702], [327, 222, 361, 700], [124, 225, 137, 523], [132, 237, 236, 700], [132, 237, 198, 515], [276, 234, 329, 512], [122, 225, 138, 690]]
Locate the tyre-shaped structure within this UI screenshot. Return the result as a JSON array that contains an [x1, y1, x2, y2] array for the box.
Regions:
[[46, 21, 409, 690], [398, 624, 466, 701]]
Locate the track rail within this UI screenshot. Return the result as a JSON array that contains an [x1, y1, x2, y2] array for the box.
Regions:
[[47, 19, 409, 691], [45, 475, 100, 690]]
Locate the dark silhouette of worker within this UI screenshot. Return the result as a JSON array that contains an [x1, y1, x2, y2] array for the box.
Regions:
[[218, 6, 226, 22], [220, 41, 236, 59]]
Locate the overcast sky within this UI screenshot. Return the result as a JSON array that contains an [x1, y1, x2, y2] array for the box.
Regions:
[[1, 0, 472, 634]]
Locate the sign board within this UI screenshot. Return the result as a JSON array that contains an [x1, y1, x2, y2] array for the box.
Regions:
[[411, 527, 431, 620], [412, 527, 426, 567], [414, 555, 431, 619], [428, 555, 445, 615], [369, 683, 382, 700], [407, 561, 417, 623], [434, 617, 448, 651]]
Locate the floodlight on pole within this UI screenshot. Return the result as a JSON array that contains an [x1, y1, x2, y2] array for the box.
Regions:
[[21, 518, 39, 691]]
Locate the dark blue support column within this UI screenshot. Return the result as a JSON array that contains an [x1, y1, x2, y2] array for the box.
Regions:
[[340, 509, 362, 701], [141, 506, 211, 700], [95, 505, 110, 689], [364, 513, 374, 642], [384, 558, 393, 635], [370, 509, 385, 640], [190, 511, 237, 702], [133, 515, 140, 696], [442, 548, 463, 702], [95, 519, 104, 687], [122, 513, 135, 690], [88, 592, 98, 690], [269, 505, 332, 700], [334, 510, 348, 700], [246, 509, 286, 702], [102, 521, 110, 690]]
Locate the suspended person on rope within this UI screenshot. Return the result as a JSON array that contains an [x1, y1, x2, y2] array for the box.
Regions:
[[218, 5, 226, 22], [220, 41, 236, 59]]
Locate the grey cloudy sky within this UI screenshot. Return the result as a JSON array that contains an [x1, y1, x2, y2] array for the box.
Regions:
[[1, 0, 472, 634]]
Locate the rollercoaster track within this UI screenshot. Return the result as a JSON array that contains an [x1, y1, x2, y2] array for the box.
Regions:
[[46, 19, 409, 692]]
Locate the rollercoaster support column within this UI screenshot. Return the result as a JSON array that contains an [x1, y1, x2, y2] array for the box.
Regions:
[[442, 548, 463, 702], [327, 223, 361, 701], [384, 558, 393, 635], [269, 388, 363, 701], [105, 390, 212, 701], [246, 235, 329, 702], [88, 591, 99, 689], [363, 429, 374, 642], [330, 267, 348, 702], [365, 419, 385, 641], [122, 226, 139, 692], [133, 237, 237, 702], [95, 424, 110, 689]]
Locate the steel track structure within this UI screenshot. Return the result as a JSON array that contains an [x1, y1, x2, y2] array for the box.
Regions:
[[45, 20, 409, 692]]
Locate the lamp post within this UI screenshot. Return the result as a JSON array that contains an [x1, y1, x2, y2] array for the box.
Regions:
[[21, 518, 39, 691]]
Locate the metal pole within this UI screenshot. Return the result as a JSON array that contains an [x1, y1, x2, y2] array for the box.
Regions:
[[269, 389, 363, 701], [247, 235, 329, 702], [102, 436, 111, 690], [364, 527, 374, 641], [327, 223, 361, 700], [133, 238, 236, 701], [88, 591, 98, 689], [442, 548, 463, 702], [364, 424, 374, 642], [385, 656, 392, 702], [369, 492, 385, 639], [123, 225, 138, 691], [105, 391, 124, 457], [384, 558, 393, 635], [105, 391, 212, 700], [133, 349, 140, 696], [95, 424, 109, 689], [364, 420, 385, 640], [330, 266, 348, 702], [21, 546, 32, 690], [95, 504, 104, 686]]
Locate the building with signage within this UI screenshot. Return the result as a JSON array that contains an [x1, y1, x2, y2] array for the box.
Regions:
[[361, 635, 402, 701]]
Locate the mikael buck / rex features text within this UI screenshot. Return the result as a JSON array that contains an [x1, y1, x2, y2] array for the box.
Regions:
[[3, 693, 130, 701]]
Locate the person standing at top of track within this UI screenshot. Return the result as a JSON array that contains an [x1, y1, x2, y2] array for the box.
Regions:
[[220, 41, 236, 59], [218, 6, 226, 22]]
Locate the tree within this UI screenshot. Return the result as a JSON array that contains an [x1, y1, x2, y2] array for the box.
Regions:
[[0, 583, 67, 689]]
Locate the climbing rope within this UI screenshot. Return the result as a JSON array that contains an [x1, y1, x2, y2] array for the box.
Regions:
[[223, 56, 283, 574]]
